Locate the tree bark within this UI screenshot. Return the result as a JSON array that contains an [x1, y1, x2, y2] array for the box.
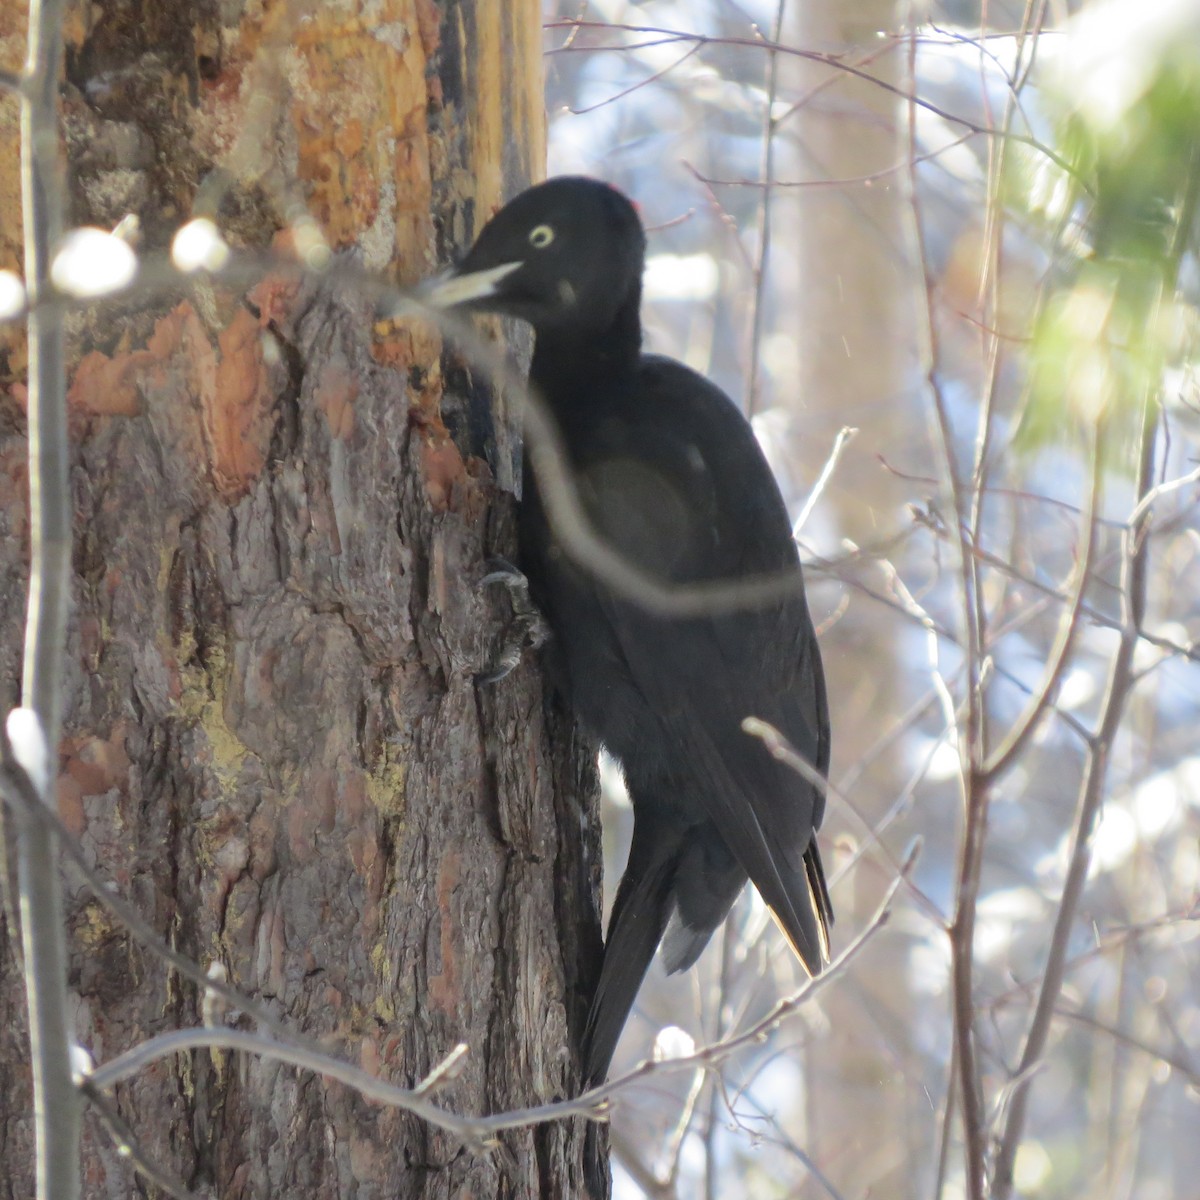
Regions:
[[0, 3, 602, 1197]]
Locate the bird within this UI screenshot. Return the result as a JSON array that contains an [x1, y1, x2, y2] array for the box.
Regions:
[[421, 173, 832, 1119]]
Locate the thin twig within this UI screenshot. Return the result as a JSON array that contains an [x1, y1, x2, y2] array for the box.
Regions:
[[990, 405, 1160, 1199], [544, 20, 1087, 186], [793, 426, 858, 535], [742, 716, 939, 921], [694, 132, 977, 192], [877, 454, 1124, 527], [0, 741, 298, 1042], [981, 433, 1103, 781], [13, 0, 79, 1193], [87, 876, 901, 1142], [900, 20, 988, 1192], [745, 0, 787, 416], [1054, 1005, 1200, 1090], [1127, 462, 1200, 526], [718, 1084, 849, 1200], [567, 43, 701, 115], [680, 161, 755, 273], [80, 1080, 196, 1200], [991, 143, 1200, 1198], [983, 902, 1199, 1013]]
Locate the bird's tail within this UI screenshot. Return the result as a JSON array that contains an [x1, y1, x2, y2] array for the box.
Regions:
[[806, 839, 833, 957], [758, 837, 833, 979], [582, 814, 680, 1198], [582, 816, 678, 1084]]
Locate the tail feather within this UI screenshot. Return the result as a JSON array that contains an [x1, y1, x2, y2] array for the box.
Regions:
[[584, 1125, 607, 1200], [582, 823, 678, 1085], [761, 838, 833, 977], [806, 839, 833, 959], [582, 817, 680, 1200]]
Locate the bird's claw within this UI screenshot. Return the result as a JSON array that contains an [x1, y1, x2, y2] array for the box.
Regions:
[[478, 556, 526, 590], [475, 558, 550, 684]]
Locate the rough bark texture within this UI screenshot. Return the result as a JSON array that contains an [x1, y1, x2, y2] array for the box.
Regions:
[[0, 3, 603, 1197]]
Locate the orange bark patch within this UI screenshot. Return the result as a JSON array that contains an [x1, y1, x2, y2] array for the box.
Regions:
[[414, 0, 441, 58], [148, 289, 298, 502], [208, 305, 275, 501], [56, 780, 86, 839], [316, 361, 358, 440], [371, 319, 442, 375], [42, 291, 301, 505], [56, 725, 133, 835], [288, 7, 435, 264], [67, 348, 153, 416], [248, 269, 299, 328], [419, 429, 466, 513], [359, 1036, 381, 1078], [60, 727, 132, 797], [144, 301, 198, 360]]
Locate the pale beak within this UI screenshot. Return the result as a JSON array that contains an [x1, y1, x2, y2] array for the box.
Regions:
[[418, 260, 522, 310]]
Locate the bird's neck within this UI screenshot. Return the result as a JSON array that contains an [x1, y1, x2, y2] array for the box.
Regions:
[[530, 288, 642, 400]]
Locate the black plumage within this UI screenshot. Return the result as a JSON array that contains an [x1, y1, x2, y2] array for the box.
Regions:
[[423, 176, 833, 1094]]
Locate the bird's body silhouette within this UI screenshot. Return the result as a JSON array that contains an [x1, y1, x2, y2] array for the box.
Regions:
[[423, 176, 832, 1103]]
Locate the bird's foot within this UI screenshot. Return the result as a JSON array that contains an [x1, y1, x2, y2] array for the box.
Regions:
[[475, 557, 550, 684]]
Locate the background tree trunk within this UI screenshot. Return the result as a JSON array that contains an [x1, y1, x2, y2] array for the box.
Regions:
[[0, 3, 602, 1197], [787, 2, 926, 1196]]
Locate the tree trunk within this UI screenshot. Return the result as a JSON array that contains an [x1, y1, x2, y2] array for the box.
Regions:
[[787, 3, 926, 1196], [0, 3, 602, 1197]]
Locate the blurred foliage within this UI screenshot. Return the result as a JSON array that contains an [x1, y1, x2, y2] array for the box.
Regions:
[[1018, 1, 1200, 450]]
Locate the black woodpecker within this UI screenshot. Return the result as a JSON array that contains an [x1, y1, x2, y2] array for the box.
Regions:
[[421, 174, 833, 1105]]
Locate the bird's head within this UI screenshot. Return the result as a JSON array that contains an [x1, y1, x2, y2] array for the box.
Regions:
[[419, 176, 646, 336]]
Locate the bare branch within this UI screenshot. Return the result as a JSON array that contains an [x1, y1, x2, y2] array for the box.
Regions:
[[544, 20, 1088, 187], [981, 435, 1102, 781], [13, 0, 80, 1192], [0, 740, 298, 1042], [792, 426, 858, 536], [1, 240, 844, 624], [1127, 462, 1200, 526], [567, 43, 701, 115], [990, 406, 1162, 1199], [84, 870, 901, 1144], [901, 22, 987, 1193], [741, 716, 939, 922], [80, 1080, 197, 1200], [1054, 1005, 1200, 1089], [694, 132, 978, 191], [413, 1043, 471, 1098], [744, 0, 787, 417]]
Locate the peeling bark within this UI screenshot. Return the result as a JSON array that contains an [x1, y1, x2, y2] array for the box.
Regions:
[[0, 3, 601, 1197]]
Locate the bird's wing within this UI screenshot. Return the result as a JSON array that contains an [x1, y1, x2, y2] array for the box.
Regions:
[[581, 357, 832, 968], [615, 609, 831, 972]]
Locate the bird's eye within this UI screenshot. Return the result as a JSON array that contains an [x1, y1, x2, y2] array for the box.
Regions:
[[528, 224, 555, 249]]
